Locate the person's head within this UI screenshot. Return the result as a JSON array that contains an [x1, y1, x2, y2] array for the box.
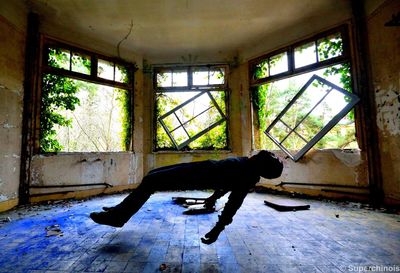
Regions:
[[249, 150, 283, 179]]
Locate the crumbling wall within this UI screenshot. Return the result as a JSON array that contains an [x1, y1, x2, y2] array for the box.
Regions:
[[368, 0, 400, 204], [0, 11, 26, 210], [29, 153, 138, 199]]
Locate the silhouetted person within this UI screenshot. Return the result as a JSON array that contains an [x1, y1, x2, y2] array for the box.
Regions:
[[90, 150, 283, 244]]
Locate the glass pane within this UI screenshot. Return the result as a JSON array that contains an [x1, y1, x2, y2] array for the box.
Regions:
[[209, 68, 225, 84], [98, 59, 114, 81], [318, 32, 343, 62], [172, 71, 188, 87], [295, 42, 317, 68], [193, 70, 209, 85], [269, 52, 288, 76], [115, 65, 129, 83], [71, 52, 91, 75], [157, 71, 172, 87], [48, 47, 70, 70], [254, 60, 269, 79]]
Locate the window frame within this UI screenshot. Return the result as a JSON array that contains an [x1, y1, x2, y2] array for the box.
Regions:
[[249, 25, 350, 86], [265, 75, 360, 161], [37, 37, 136, 154], [248, 25, 359, 160], [42, 38, 135, 90], [153, 64, 230, 151]]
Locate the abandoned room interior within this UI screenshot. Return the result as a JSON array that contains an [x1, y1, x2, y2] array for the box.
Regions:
[[0, 0, 399, 272]]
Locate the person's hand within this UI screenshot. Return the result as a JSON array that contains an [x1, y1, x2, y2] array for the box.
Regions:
[[201, 225, 223, 244]]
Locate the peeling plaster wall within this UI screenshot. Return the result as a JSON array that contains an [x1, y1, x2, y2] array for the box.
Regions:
[[258, 150, 369, 196], [0, 5, 27, 208], [29, 153, 137, 195], [367, 0, 400, 204]]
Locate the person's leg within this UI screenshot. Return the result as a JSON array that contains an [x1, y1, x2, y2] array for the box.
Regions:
[[90, 176, 155, 227], [204, 189, 228, 209]]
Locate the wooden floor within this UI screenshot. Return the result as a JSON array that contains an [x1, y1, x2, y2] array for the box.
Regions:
[[0, 191, 399, 273]]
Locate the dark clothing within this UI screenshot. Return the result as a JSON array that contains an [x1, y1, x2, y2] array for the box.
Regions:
[[114, 157, 260, 229], [91, 150, 283, 244]]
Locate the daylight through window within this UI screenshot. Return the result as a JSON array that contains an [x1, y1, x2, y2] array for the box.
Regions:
[[40, 39, 133, 153], [249, 26, 359, 159], [154, 66, 228, 151]]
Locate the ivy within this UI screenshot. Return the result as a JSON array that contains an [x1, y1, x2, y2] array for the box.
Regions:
[[115, 88, 132, 150], [40, 73, 80, 152]]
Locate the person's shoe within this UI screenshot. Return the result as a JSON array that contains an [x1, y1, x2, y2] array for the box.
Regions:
[[90, 211, 125, 228]]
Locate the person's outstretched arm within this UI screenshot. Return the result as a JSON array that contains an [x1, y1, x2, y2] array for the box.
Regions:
[[201, 189, 248, 244], [204, 189, 228, 209]]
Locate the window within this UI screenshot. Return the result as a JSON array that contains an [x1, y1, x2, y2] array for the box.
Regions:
[[40, 39, 134, 153], [249, 26, 359, 161], [265, 75, 359, 161], [154, 66, 228, 151]]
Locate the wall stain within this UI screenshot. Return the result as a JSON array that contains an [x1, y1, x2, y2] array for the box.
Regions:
[[375, 85, 400, 136]]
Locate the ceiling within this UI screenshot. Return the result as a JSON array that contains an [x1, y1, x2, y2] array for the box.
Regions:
[[27, 0, 353, 63]]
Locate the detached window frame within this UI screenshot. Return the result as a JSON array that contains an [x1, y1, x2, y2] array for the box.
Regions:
[[249, 25, 360, 161], [153, 65, 229, 151], [38, 37, 135, 153], [265, 75, 360, 161]]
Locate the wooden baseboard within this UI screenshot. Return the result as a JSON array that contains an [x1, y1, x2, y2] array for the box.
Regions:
[[29, 184, 137, 203], [0, 198, 19, 212]]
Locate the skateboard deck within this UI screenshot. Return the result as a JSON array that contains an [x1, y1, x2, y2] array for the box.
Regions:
[[264, 199, 310, 212], [172, 196, 207, 205], [183, 204, 216, 215]]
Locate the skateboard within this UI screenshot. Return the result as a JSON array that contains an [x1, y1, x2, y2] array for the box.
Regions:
[[172, 196, 218, 214]]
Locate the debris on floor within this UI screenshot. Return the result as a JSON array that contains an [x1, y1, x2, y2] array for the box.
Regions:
[[45, 224, 63, 237], [264, 198, 310, 211], [159, 263, 167, 271], [0, 217, 12, 223], [183, 204, 216, 215], [172, 196, 207, 205]]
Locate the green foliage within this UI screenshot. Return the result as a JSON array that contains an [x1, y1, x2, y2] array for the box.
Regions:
[[40, 73, 79, 152], [115, 88, 132, 150], [155, 91, 227, 150], [41, 47, 132, 152]]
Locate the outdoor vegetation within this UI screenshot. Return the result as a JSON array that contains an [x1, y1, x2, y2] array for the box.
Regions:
[[40, 47, 131, 152], [253, 31, 358, 151], [155, 68, 228, 150]]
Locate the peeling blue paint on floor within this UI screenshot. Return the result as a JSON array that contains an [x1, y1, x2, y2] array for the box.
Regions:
[[0, 191, 399, 273]]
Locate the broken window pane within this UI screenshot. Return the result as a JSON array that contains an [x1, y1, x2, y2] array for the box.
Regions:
[[71, 52, 91, 75], [98, 59, 114, 81], [317, 32, 343, 61], [48, 47, 70, 70], [269, 52, 288, 76], [295, 42, 317, 68], [265, 74, 359, 161]]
